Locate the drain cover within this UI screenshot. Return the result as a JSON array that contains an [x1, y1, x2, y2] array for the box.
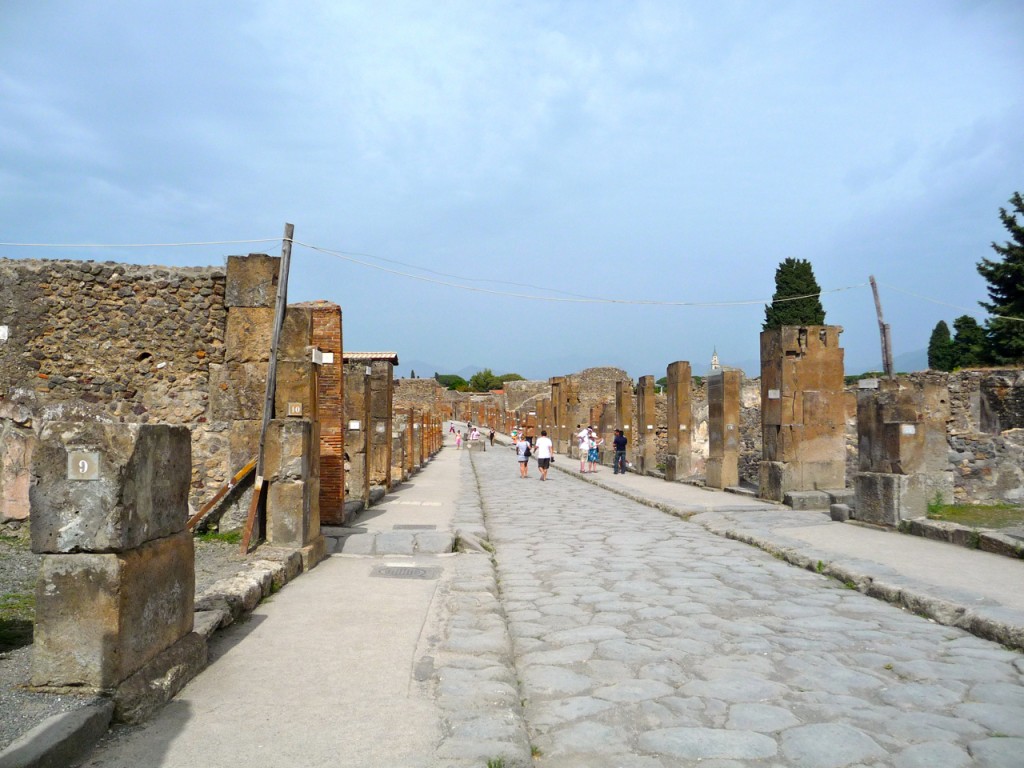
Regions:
[[393, 524, 437, 530], [370, 565, 441, 580]]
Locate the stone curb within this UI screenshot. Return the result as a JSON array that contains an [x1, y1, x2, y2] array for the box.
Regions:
[[551, 462, 1024, 652], [0, 545, 310, 768], [901, 517, 1024, 560], [0, 701, 113, 768]]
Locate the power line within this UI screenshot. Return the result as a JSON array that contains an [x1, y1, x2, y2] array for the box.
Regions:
[[293, 239, 869, 307], [0, 238, 281, 248], [879, 282, 1024, 323]]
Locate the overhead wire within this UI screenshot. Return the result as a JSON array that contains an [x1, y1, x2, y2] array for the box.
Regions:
[[0, 238, 281, 248], [292, 238, 869, 307], [878, 281, 1024, 324]]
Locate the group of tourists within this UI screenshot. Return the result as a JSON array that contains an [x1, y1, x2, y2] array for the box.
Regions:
[[515, 429, 553, 480]]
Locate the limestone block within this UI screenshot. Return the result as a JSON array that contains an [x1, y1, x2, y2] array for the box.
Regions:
[[854, 472, 906, 526], [209, 362, 269, 421], [830, 503, 851, 522], [32, 530, 195, 690], [113, 631, 207, 724], [706, 457, 738, 490], [279, 305, 314, 363], [275, 360, 318, 422], [225, 307, 274, 363], [263, 419, 313, 482], [225, 253, 278, 308], [468, 439, 486, 451], [784, 490, 830, 510], [30, 423, 191, 554], [266, 477, 319, 548]]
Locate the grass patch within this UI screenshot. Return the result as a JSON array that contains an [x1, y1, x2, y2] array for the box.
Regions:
[[926, 502, 1024, 530], [196, 529, 243, 544], [0, 590, 35, 651]]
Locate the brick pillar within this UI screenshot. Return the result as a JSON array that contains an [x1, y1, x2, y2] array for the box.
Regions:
[[615, 380, 634, 466], [759, 325, 846, 503], [30, 423, 201, 722], [707, 370, 741, 489], [665, 361, 693, 481], [854, 376, 953, 525], [636, 375, 657, 474], [306, 303, 343, 525]]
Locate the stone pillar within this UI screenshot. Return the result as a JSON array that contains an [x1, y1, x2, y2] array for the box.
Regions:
[[368, 360, 394, 489], [665, 361, 693, 481], [403, 409, 415, 476], [550, 377, 565, 453], [264, 419, 321, 552], [759, 326, 846, 504], [0, 411, 33, 523], [344, 362, 371, 506], [636, 375, 657, 474], [854, 376, 953, 525], [391, 411, 407, 483], [30, 422, 202, 721], [217, 254, 278, 530], [707, 370, 741, 489], [411, 408, 423, 467], [615, 380, 634, 467]]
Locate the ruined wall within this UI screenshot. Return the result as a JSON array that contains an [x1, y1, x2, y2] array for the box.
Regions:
[[503, 380, 549, 412], [393, 378, 447, 410], [0, 257, 229, 512]]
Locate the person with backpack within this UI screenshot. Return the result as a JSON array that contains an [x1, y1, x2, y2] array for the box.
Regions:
[[516, 434, 531, 478]]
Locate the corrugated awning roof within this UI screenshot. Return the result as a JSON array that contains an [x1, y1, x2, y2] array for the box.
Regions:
[[343, 352, 399, 364]]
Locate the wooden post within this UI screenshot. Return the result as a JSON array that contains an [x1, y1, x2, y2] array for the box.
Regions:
[[241, 223, 293, 553], [870, 275, 894, 379]]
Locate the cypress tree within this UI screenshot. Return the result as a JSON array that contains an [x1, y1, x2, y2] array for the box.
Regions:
[[951, 315, 987, 369], [977, 192, 1024, 364], [763, 258, 826, 330], [927, 320, 954, 371]]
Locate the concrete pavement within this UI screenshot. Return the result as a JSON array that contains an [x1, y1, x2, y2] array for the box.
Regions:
[[75, 423, 1024, 767]]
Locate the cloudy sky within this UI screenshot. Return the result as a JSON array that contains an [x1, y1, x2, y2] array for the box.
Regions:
[[2, 1, 1022, 380]]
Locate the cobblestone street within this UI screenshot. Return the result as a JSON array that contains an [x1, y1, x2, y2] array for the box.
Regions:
[[468, 446, 1024, 767]]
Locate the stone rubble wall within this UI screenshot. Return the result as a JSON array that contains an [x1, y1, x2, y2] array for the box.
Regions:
[[0, 258, 229, 515]]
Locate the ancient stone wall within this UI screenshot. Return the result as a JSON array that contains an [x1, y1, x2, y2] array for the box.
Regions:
[[503, 380, 549, 413], [394, 378, 447, 410], [0, 257, 229, 513]]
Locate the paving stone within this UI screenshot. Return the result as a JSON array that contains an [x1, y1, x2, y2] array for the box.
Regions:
[[954, 702, 1024, 737], [681, 673, 787, 703], [967, 737, 1024, 767], [519, 666, 594, 697], [593, 679, 675, 703], [779, 723, 886, 768], [893, 741, 972, 768], [637, 726, 777, 760], [726, 703, 801, 732]]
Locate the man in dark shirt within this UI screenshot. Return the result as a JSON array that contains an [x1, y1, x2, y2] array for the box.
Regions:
[[613, 429, 628, 474]]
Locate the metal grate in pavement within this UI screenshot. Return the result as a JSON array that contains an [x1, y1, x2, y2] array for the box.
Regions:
[[370, 565, 441, 580]]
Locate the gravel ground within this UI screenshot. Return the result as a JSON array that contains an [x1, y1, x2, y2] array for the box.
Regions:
[[0, 522, 257, 751]]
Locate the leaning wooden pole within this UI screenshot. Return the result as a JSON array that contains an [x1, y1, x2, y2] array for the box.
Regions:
[[241, 223, 294, 553], [869, 275, 894, 379]]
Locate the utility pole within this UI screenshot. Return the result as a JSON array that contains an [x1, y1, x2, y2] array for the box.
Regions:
[[241, 222, 294, 552], [869, 275, 894, 379]]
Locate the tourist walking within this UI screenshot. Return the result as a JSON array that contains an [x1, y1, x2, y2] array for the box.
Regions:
[[515, 434, 531, 478], [577, 425, 590, 472], [455, 431, 463, 450], [612, 428, 628, 474], [489, 428, 495, 446], [533, 430, 554, 481], [587, 428, 603, 473]]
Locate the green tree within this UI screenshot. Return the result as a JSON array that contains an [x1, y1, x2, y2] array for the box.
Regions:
[[763, 258, 826, 330], [435, 373, 468, 390], [498, 373, 525, 383], [977, 192, 1024, 364], [468, 368, 503, 392], [927, 320, 954, 371], [951, 315, 987, 368]]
